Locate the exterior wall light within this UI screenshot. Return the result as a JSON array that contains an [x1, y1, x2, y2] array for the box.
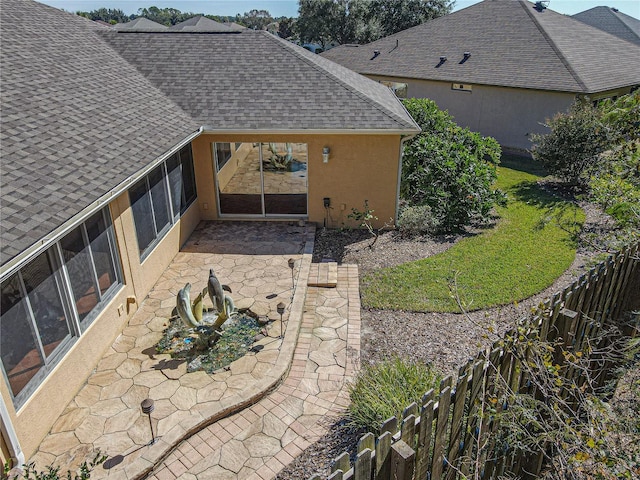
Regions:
[[322, 147, 330, 163]]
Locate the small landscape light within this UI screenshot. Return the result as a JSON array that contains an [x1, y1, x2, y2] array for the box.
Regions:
[[277, 302, 286, 338], [141, 398, 157, 445]]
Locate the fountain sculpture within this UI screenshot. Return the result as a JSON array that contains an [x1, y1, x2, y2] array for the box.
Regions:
[[175, 268, 236, 349]]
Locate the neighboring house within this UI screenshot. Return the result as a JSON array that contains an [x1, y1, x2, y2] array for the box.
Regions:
[[573, 6, 640, 46], [168, 15, 241, 32], [0, 0, 418, 464], [114, 17, 168, 32], [322, 0, 640, 152]]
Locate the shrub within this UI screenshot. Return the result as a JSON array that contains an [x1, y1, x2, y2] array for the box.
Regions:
[[348, 357, 441, 433], [531, 100, 609, 186], [401, 98, 504, 232], [4, 452, 106, 480], [397, 203, 440, 234]]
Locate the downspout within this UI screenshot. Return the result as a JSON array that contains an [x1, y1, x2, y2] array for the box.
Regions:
[[0, 396, 24, 468], [395, 132, 419, 225]]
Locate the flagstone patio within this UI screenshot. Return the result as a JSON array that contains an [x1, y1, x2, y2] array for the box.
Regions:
[[28, 221, 361, 480]]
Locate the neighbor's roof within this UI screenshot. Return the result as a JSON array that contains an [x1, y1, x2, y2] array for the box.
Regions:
[[101, 29, 420, 132], [572, 6, 640, 46], [114, 17, 168, 32], [0, 0, 198, 266], [168, 16, 235, 32], [322, 0, 640, 94]]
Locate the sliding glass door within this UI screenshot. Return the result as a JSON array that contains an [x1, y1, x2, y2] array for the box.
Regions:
[[214, 142, 307, 217]]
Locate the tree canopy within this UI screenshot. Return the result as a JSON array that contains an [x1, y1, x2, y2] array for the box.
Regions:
[[236, 9, 273, 30], [76, 7, 130, 24], [296, 0, 453, 48]]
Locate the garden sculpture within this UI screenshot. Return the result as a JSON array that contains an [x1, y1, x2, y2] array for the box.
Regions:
[[266, 143, 294, 170], [207, 268, 234, 329], [176, 270, 235, 337], [176, 283, 203, 329]]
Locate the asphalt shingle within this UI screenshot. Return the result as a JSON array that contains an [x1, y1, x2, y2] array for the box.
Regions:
[[168, 16, 236, 32], [321, 0, 640, 94], [114, 17, 168, 31], [1, 0, 198, 265], [573, 6, 640, 46], [100, 29, 420, 132]]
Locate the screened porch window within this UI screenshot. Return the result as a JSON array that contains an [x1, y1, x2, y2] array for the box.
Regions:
[[129, 144, 197, 259], [1, 207, 121, 406]]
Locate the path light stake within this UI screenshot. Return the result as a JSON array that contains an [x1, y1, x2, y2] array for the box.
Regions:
[[140, 398, 157, 445], [277, 302, 285, 339], [288, 258, 295, 300]]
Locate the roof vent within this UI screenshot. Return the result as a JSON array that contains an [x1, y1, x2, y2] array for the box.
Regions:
[[371, 50, 381, 60], [436, 56, 447, 68], [534, 1, 549, 12], [459, 51, 471, 64], [611, 7, 619, 12]]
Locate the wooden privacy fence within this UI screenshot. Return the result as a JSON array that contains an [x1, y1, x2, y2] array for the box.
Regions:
[[311, 241, 640, 480]]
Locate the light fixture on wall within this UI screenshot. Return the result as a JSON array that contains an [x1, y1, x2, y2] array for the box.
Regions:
[[322, 147, 330, 163]]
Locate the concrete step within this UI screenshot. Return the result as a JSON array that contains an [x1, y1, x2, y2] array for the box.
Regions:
[[308, 262, 338, 287]]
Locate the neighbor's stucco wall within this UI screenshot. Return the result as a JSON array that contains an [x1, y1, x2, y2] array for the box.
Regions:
[[368, 75, 577, 151], [191, 133, 403, 229], [1, 179, 202, 459]]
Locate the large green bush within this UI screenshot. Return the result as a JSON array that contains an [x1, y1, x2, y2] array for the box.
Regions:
[[531, 100, 610, 186], [348, 357, 441, 433], [532, 92, 640, 234], [401, 98, 504, 232]]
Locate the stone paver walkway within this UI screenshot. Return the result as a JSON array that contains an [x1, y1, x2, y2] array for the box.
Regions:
[[29, 222, 361, 480], [147, 265, 360, 479]]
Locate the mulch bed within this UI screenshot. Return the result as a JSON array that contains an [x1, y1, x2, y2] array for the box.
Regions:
[[276, 196, 618, 480]]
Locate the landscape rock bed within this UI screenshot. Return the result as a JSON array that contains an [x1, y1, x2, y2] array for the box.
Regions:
[[156, 312, 262, 373]]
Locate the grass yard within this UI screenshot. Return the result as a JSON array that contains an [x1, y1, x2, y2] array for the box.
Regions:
[[361, 155, 585, 312]]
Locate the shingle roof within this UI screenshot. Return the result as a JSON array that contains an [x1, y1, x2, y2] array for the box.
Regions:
[[321, 0, 640, 94], [168, 16, 235, 32], [573, 6, 640, 46], [100, 29, 420, 132], [1, 0, 198, 266], [115, 17, 168, 32]]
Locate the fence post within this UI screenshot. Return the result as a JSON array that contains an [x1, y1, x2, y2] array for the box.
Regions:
[[376, 431, 392, 480], [331, 452, 350, 477], [391, 440, 415, 480], [354, 448, 372, 480]]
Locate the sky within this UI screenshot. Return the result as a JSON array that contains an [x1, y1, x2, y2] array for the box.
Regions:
[[40, 0, 640, 19]]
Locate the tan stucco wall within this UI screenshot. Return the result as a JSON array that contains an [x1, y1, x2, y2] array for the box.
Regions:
[[1, 183, 202, 459], [367, 76, 576, 151], [192, 133, 403, 229], [0, 432, 9, 466], [216, 143, 250, 191], [368, 76, 636, 152]]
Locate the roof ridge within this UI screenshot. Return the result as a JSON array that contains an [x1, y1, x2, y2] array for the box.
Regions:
[[612, 10, 640, 38], [520, 0, 588, 93], [260, 32, 417, 130]]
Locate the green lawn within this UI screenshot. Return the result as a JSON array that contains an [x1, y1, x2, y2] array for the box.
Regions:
[[361, 156, 585, 312]]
